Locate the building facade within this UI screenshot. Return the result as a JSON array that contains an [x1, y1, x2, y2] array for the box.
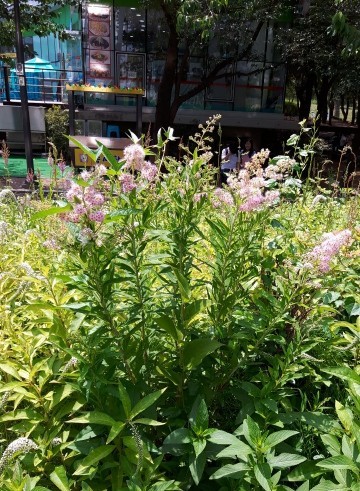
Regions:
[[1, 1, 301, 141]]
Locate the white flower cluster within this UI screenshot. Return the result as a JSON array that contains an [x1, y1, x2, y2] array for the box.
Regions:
[[51, 437, 62, 446], [0, 391, 10, 410], [264, 156, 296, 181], [61, 357, 78, 373], [0, 189, 16, 202], [19, 262, 45, 281], [0, 221, 12, 242], [0, 437, 38, 473]]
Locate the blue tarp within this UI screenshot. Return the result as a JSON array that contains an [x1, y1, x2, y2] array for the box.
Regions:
[[10, 57, 56, 101]]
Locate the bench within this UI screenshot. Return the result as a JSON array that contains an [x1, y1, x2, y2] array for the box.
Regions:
[[69, 136, 131, 167]]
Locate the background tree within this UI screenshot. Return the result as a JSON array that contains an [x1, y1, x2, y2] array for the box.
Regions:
[[0, 0, 77, 52], [150, 0, 284, 133], [276, 0, 360, 125]]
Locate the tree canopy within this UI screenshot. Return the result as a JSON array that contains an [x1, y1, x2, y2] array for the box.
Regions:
[[0, 0, 77, 51], [151, 0, 286, 132]]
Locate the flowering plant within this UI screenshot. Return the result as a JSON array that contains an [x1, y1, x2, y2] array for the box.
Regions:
[[0, 117, 359, 490]]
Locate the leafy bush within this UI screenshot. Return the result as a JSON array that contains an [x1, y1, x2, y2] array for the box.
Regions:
[[0, 118, 359, 490], [44, 105, 70, 160]]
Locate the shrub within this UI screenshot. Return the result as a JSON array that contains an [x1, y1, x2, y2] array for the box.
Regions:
[[0, 118, 359, 490], [44, 105, 69, 160]]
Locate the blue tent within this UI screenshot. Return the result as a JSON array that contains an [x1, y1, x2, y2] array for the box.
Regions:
[[10, 57, 56, 101]]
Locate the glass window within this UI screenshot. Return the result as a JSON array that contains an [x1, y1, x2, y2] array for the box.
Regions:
[[206, 60, 234, 102], [114, 7, 146, 52]]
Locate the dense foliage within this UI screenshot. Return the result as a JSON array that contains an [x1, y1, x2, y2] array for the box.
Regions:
[[0, 118, 359, 490], [276, 0, 360, 123], [0, 0, 77, 50]]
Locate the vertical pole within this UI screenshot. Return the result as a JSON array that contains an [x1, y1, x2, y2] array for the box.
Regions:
[[68, 89, 75, 136], [136, 94, 142, 136], [4, 67, 10, 102], [13, 0, 34, 174]]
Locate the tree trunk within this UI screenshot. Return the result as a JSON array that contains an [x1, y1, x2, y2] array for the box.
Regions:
[[154, 28, 178, 135], [351, 98, 356, 125], [340, 94, 349, 122], [296, 73, 315, 122], [316, 76, 331, 124]]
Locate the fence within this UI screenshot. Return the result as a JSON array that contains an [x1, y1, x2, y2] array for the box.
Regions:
[[0, 66, 83, 104]]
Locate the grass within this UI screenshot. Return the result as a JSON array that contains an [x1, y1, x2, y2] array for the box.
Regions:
[[0, 156, 52, 178]]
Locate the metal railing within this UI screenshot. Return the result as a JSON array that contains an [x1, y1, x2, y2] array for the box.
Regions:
[[0, 66, 83, 104]]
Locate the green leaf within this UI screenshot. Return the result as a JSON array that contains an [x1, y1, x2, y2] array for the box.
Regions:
[[149, 482, 177, 491], [182, 338, 222, 370], [210, 462, 251, 480], [133, 418, 165, 426], [267, 453, 307, 469], [49, 466, 70, 491], [189, 450, 206, 485], [335, 400, 354, 432], [31, 203, 72, 222], [96, 141, 123, 169], [311, 480, 348, 491], [162, 428, 191, 456], [163, 428, 191, 445], [316, 455, 360, 474], [264, 430, 299, 450], [193, 438, 207, 458], [215, 441, 253, 461], [68, 135, 97, 161], [118, 382, 131, 419], [173, 269, 191, 301], [106, 422, 125, 444], [156, 315, 183, 341], [320, 434, 341, 456], [208, 430, 242, 446], [129, 388, 166, 419], [0, 363, 22, 380], [73, 445, 116, 475], [287, 461, 324, 481], [67, 411, 116, 426], [277, 412, 340, 433], [189, 397, 208, 433], [243, 416, 262, 449], [322, 367, 360, 385], [254, 463, 272, 491]]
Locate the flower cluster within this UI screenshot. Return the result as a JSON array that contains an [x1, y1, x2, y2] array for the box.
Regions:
[[264, 156, 296, 181], [19, 262, 44, 280], [61, 357, 78, 374], [0, 189, 16, 203], [245, 148, 270, 175], [304, 229, 352, 273], [43, 238, 60, 250], [51, 437, 62, 446], [120, 143, 158, 192], [211, 188, 234, 208], [0, 438, 38, 473], [227, 161, 279, 212], [0, 221, 12, 242], [61, 165, 107, 225], [0, 391, 10, 411]]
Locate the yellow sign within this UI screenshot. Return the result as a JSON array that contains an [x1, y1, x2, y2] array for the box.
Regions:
[[73, 148, 124, 167], [0, 53, 16, 58]]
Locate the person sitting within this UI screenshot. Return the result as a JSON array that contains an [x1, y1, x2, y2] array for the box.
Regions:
[[239, 138, 256, 167], [220, 142, 239, 185]]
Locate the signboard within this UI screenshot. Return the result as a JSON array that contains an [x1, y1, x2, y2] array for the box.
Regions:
[[74, 148, 124, 167], [15, 63, 24, 75]]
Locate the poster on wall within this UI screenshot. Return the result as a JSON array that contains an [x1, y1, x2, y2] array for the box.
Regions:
[[116, 53, 145, 90], [87, 5, 112, 82]]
